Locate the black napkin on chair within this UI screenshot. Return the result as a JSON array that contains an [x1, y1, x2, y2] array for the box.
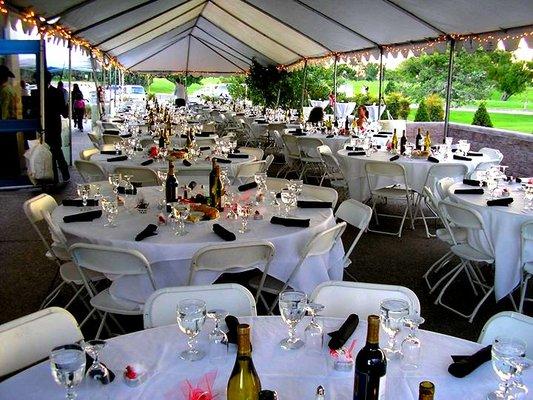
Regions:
[[228, 153, 249, 159], [427, 156, 440, 163], [214, 158, 232, 164], [454, 188, 484, 195], [63, 210, 102, 223], [238, 182, 257, 192], [487, 197, 514, 207], [389, 155, 400, 162], [225, 315, 240, 344], [183, 160, 192, 167], [117, 186, 137, 195], [373, 134, 388, 138], [297, 200, 332, 208], [448, 345, 492, 378], [348, 151, 366, 156], [463, 179, 481, 186], [213, 224, 236, 241], [106, 155, 128, 162], [467, 152, 483, 157], [196, 132, 211, 137], [199, 146, 211, 151], [345, 146, 363, 151], [453, 154, 472, 161], [140, 159, 154, 166], [100, 150, 121, 155], [62, 199, 99, 207], [326, 134, 335, 138], [328, 314, 359, 350], [270, 216, 310, 228], [135, 224, 158, 241]]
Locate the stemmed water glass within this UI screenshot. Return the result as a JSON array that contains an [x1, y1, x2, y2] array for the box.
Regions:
[[108, 173, 121, 196], [280, 188, 293, 216], [50, 344, 86, 400], [84, 339, 109, 381], [76, 184, 90, 210], [157, 171, 166, 192], [305, 302, 325, 353], [237, 203, 252, 234], [379, 298, 410, 359], [177, 299, 207, 361], [524, 184, 533, 213], [207, 309, 229, 361], [101, 196, 118, 227], [172, 203, 190, 236], [401, 315, 425, 370], [488, 337, 527, 399], [279, 290, 307, 350]]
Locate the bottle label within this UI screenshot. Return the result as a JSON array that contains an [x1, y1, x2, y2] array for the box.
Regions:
[[353, 371, 386, 400]]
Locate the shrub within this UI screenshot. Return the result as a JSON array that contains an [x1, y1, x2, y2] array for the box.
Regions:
[[414, 101, 430, 122], [472, 103, 493, 127], [425, 93, 445, 121], [385, 92, 410, 120]]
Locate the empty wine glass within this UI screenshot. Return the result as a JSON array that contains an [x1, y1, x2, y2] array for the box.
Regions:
[[103, 198, 118, 228], [280, 188, 292, 216], [50, 344, 86, 400], [157, 170, 166, 192], [305, 302, 325, 353], [488, 336, 527, 400], [172, 203, 190, 236], [84, 339, 109, 382], [177, 299, 207, 361], [379, 298, 410, 359], [279, 290, 307, 350], [237, 203, 251, 234], [207, 309, 228, 361], [108, 173, 121, 195], [401, 315, 425, 370], [289, 179, 303, 198], [76, 184, 90, 210]]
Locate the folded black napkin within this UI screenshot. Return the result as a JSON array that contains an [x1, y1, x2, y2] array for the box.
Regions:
[[199, 146, 211, 151], [106, 155, 128, 162], [238, 182, 257, 192], [328, 314, 359, 350], [467, 152, 483, 157], [463, 179, 481, 186], [63, 210, 102, 223], [227, 153, 248, 159], [292, 132, 307, 136], [117, 186, 137, 195], [180, 134, 187, 138], [379, 131, 393, 135], [448, 345, 492, 378], [454, 154, 472, 161], [225, 315, 240, 344], [427, 156, 440, 163], [62, 199, 99, 207], [101, 150, 121, 155], [454, 188, 484, 195], [213, 223, 236, 241], [183, 160, 192, 167], [270, 216, 310, 228], [256, 120, 268, 124], [196, 132, 211, 137], [487, 197, 514, 207], [132, 181, 143, 188], [326, 134, 335, 138], [103, 130, 120, 136], [214, 158, 232, 164], [345, 146, 363, 151], [451, 148, 458, 153], [373, 134, 388, 138], [390, 155, 400, 162], [348, 151, 366, 156], [297, 200, 332, 208], [135, 224, 158, 241], [121, 133, 132, 139], [140, 159, 154, 166]]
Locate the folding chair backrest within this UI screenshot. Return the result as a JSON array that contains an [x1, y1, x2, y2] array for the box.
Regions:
[[23, 193, 58, 224], [266, 177, 289, 192], [297, 137, 324, 158], [235, 161, 267, 181], [75, 160, 107, 183], [522, 221, 533, 265], [479, 147, 504, 162], [365, 160, 406, 179], [239, 147, 264, 161], [88, 132, 100, 148], [102, 134, 122, 145], [302, 184, 338, 208], [271, 130, 284, 148], [318, 145, 342, 171], [79, 147, 99, 161], [189, 241, 275, 285], [310, 281, 421, 320], [436, 177, 455, 201], [303, 222, 346, 257], [426, 163, 468, 193], [336, 199, 372, 231], [478, 311, 533, 358], [469, 161, 500, 179], [439, 200, 484, 231], [0, 307, 83, 377], [264, 154, 274, 172], [114, 166, 159, 186], [143, 284, 257, 329], [282, 134, 300, 158]]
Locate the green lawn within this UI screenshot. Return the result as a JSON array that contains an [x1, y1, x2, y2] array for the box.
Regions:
[[465, 88, 533, 111], [148, 77, 223, 95]]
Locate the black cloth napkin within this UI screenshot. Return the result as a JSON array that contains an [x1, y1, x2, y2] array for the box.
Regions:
[[463, 179, 481, 186], [454, 154, 472, 161], [106, 155, 128, 162], [196, 132, 211, 137], [62, 199, 99, 207], [213, 224, 236, 241], [121, 133, 132, 139], [292, 132, 307, 136], [373, 134, 388, 138], [238, 182, 257, 192], [117, 186, 137, 195], [454, 188, 484, 195], [227, 153, 249, 159], [199, 146, 211, 151], [140, 159, 153, 166], [63, 210, 102, 223], [328, 314, 359, 350], [390, 155, 400, 162], [297, 200, 332, 208], [214, 158, 232, 164], [379, 131, 393, 135], [135, 224, 158, 241], [180, 134, 187, 138], [183, 160, 192, 167], [326, 134, 335, 138], [467, 152, 483, 157], [427, 156, 440, 163], [345, 146, 363, 151], [487, 197, 514, 207], [101, 150, 121, 155], [103, 130, 120, 135], [270, 216, 310, 228], [348, 151, 366, 156], [448, 345, 492, 378], [225, 315, 240, 344]]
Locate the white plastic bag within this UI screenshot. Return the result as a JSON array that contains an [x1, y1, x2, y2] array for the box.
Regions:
[[24, 140, 54, 183]]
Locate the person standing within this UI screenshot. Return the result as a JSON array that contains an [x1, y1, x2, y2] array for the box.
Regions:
[[0, 66, 23, 177], [0, 66, 18, 120], [174, 78, 187, 107], [71, 83, 84, 131], [57, 81, 68, 107]]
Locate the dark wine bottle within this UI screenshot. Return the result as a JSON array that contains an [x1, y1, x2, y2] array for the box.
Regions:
[[158, 130, 166, 148], [227, 324, 261, 400], [334, 117, 339, 128], [415, 128, 423, 150], [418, 381, 435, 400], [165, 161, 178, 204], [353, 315, 387, 400], [258, 390, 277, 400], [345, 116, 350, 132], [209, 159, 223, 210], [400, 130, 407, 155]]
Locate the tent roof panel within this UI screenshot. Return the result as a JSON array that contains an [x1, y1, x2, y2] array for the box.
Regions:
[[133, 37, 189, 71]]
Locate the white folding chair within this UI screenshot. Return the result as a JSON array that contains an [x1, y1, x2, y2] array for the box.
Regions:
[[238, 147, 264, 161], [365, 161, 415, 238], [302, 184, 339, 209], [335, 199, 372, 280], [478, 311, 533, 357], [70, 243, 157, 339], [143, 284, 257, 329], [195, 137, 217, 147], [264, 154, 274, 172], [297, 137, 326, 182], [278, 134, 301, 177], [75, 160, 107, 183], [519, 221, 533, 313], [310, 281, 420, 320], [79, 147, 99, 161], [250, 222, 347, 314], [140, 138, 155, 149], [102, 134, 123, 145], [436, 177, 456, 201], [233, 160, 267, 185], [468, 161, 501, 180], [266, 177, 290, 192], [479, 147, 504, 162], [88, 132, 101, 149], [318, 145, 347, 188], [0, 307, 83, 378], [114, 166, 160, 186]]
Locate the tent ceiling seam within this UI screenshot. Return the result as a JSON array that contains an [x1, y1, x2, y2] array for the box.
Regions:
[[192, 34, 246, 71], [127, 33, 190, 69], [49, 0, 98, 19], [185, 35, 191, 74], [191, 29, 251, 64], [194, 25, 253, 62], [380, 0, 447, 36]]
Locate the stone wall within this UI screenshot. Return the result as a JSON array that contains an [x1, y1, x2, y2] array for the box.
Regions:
[[402, 121, 532, 177]]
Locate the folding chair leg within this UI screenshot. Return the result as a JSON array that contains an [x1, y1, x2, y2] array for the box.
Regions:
[[40, 281, 67, 309], [343, 269, 358, 282], [108, 313, 127, 335], [519, 273, 532, 313], [95, 312, 108, 339], [434, 261, 466, 304], [423, 250, 453, 290], [80, 308, 96, 328]]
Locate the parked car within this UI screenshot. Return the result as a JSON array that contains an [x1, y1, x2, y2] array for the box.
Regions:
[[124, 85, 146, 102]]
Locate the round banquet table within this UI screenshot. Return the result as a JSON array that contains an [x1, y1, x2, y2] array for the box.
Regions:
[[288, 132, 349, 155], [1, 316, 528, 399], [337, 149, 493, 202], [448, 182, 533, 301], [52, 185, 343, 306]]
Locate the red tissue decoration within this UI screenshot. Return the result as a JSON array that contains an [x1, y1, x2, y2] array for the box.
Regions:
[[149, 146, 159, 158]]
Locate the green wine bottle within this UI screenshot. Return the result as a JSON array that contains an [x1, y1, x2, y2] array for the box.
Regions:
[[227, 324, 261, 400]]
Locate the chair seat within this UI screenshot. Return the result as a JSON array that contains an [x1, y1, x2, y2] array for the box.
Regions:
[[90, 288, 143, 315], [249, 275, 291, 295], [372, 187, 411, 199], [46, 243, 71, 261], [436, 228, 468, 245], [451, 244, 494, 263], [60, 262, 104, 285]]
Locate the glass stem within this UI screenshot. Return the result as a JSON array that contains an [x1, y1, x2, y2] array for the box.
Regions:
[[66, 387, 77, 400], [288, 325, 296, 343]]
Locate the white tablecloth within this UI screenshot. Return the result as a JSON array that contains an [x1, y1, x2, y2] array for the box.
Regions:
[[310, 100, 329, 109], [291, 132, 349, 156], [448, 182, 533, 300], [337, 150, 492, 202], [2, 316, 528, 399], [335, 102, 356, 120], [52, 187, 343, 305], [367, 105, 385, 122]]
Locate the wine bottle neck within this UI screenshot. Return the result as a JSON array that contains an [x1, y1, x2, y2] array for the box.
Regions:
[[237, 324, 252, 356], [366, 315, 380, 345]]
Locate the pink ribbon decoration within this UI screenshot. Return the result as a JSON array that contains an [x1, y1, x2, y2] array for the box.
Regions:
[[179, 370, 218, 400]]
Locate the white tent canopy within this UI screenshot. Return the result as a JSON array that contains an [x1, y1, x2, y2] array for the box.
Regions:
[[7, 0, 533, 74]]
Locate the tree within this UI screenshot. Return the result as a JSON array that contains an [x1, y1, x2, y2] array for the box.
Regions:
[[165, 74, 202, 88], [472, 103, 493, 128], [385, 92, 410, 119], [414, 101, 430, 121], [124, 72, 152, 88], [364, 63, 379, 81], [245, 59, 287, 107], [487, 51, 533, 100], [224, 75, 247, 100], [425, 93, 444, 121]]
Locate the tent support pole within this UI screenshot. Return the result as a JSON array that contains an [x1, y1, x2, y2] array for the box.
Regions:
[[68, 41, 72, 166], [443, 38, 455, 140], [333, 55, 338, 119], [90, 55, 100, 120], [378, 46, 384, 121], [39, 35, 46, 136], [300, 59, 308, 112]]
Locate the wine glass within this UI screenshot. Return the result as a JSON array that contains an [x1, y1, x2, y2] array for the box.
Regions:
[[108, 173, 121, 195], [379, 298, 410, 359], [305, 302, 325, 354], [237, 203, 251, 234], [400, 315, 425, 370], [104, 198, 118, 228], [84, 339, 109, 382], [280, 189, 292, 217], [289, 179, 303, 198], [207, 309, 228, 362], [157, 170, 166, 192], [50, 344, 86, 400], [76, 184, 90, 210], [488, 337, 527, 400], [279, 290, 307, 350], [172, 203, 190, 236], [177, 299, 207, 361]]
